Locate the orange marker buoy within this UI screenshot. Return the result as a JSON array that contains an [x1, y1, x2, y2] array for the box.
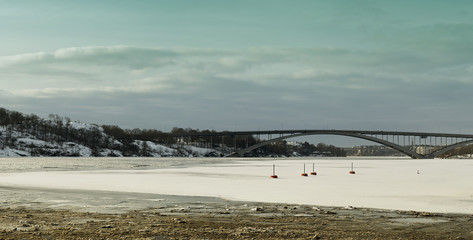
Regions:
[[270, 164, 278, 178], [310, 162, 317, 175], [301, 163, 308, 177], [349, 162, 356, 174]]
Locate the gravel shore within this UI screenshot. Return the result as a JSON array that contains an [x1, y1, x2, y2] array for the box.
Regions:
[[1, 200, 473, 239]]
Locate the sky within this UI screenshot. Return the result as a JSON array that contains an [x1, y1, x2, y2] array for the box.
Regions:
[[1, 0, 473, 146]]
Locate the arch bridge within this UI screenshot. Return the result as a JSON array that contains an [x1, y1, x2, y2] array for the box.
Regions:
[[170, 130, 473, 159]]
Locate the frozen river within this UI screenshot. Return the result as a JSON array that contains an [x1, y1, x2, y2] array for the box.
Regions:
[[0, 157, 472, 214]]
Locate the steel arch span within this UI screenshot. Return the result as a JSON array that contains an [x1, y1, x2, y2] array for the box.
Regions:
[[219, 130, 473, 159]]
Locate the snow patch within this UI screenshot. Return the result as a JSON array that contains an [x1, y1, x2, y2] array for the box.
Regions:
[[0, 147, 30, 157]]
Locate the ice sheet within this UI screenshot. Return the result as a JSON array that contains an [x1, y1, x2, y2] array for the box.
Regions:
[[0, 157, 472, 213]]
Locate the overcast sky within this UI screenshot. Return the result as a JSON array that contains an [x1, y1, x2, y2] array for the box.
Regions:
[[1, 0, 473, 145]]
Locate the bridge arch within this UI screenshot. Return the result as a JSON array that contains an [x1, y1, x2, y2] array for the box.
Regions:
[[229, 131, 473, 159], [170, 129, 473, 159], [230, 131, 424, 158], [427, 139, 473, 158]]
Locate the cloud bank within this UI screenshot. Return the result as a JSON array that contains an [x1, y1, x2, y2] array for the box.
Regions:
[[1, 44, 472, 136]]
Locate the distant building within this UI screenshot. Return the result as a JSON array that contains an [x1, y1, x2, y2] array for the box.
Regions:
[[415, 146, 436, 155], [348, 145, 405, 157], [311, 151, 333, 157]]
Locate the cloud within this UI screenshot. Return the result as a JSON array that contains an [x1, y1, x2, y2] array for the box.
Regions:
[[1, 46, 469, 94], [1, 45, 468, 91], [1, 45, 473, 135], [0, 46, 180, 70]]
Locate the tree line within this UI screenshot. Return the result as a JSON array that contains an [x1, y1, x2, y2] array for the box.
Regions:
[[0, 108, 347, 157], [438, 145, 473, 158]]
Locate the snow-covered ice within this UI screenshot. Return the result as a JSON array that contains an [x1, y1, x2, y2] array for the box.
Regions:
[[0, 157, 472, 214]]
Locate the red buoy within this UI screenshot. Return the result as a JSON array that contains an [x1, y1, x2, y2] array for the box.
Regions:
[[301, 163, 308, 177], [270, 164, 278, 178], [349, 162, 356, 174], [310, 163, 317, 175]]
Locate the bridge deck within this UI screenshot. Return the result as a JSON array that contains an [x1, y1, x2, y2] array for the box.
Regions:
[[171, 129, 473, 138], [170, 129, 473, 159]]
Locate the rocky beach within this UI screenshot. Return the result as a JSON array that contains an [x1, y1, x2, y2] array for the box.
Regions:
[[1, 200, 473, 240]]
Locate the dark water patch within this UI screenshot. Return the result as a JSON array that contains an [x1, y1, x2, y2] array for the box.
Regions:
[[133, 164, 150, 168]]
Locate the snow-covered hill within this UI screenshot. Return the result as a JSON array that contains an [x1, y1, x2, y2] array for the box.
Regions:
[[0, 123, 222, 158]]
